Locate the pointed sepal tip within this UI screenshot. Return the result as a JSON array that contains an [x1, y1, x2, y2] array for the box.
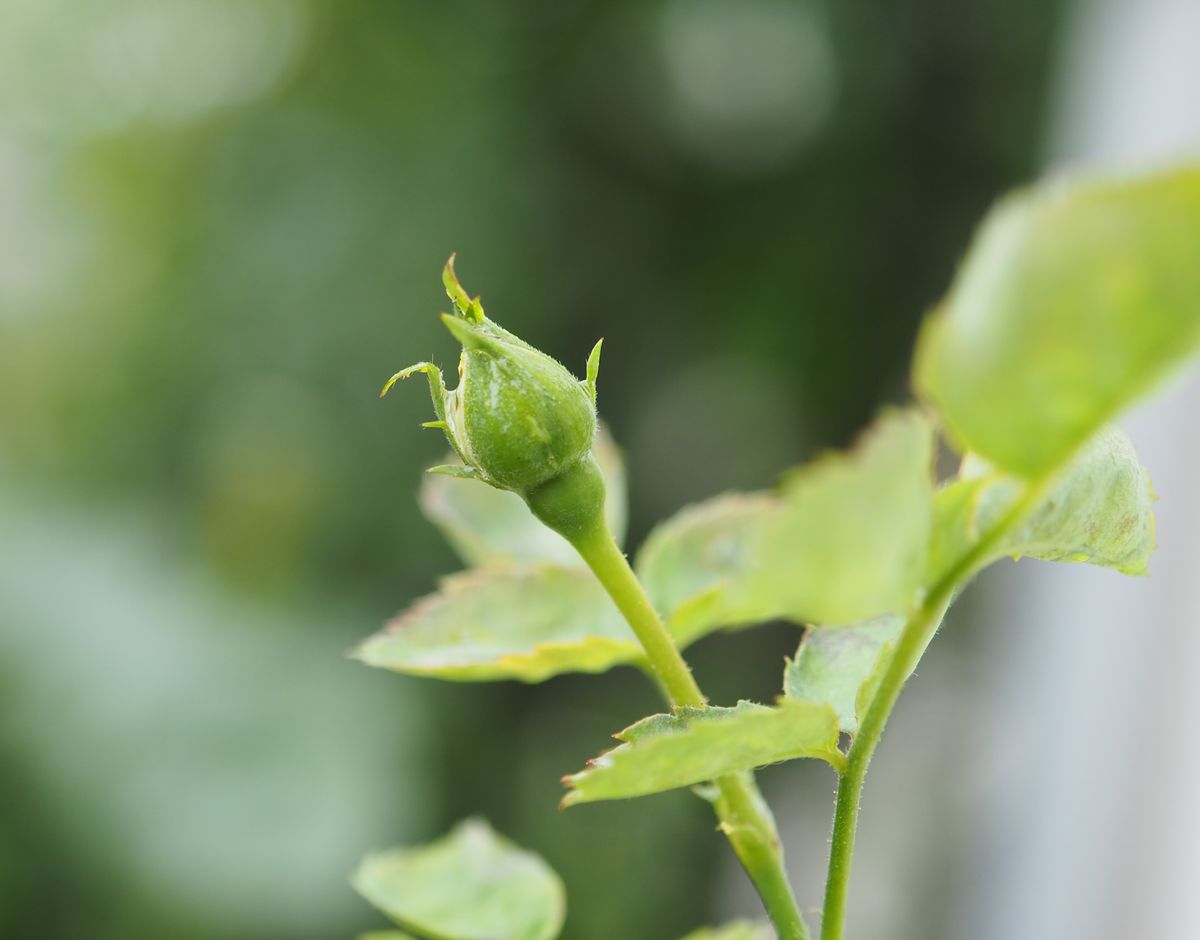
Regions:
[[585, 338, 603, 405], [443, 253, 484, 323]]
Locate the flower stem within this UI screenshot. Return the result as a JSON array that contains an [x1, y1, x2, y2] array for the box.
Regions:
[[572, 524, 705, 707], [819, 478, 1053, 940], [571, 523, 812, 940]]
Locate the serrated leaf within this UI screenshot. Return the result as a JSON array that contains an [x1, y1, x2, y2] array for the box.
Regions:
[[354, 566, 642, 683], [752, 409, 934, 625], [784, 617, 904, 734], [916, 167, 1200, 478], [352, 819, 565, 940], [420, 425, 627, 567], [929, 425, 1156, 586], [561, 701, 842, 807], [636, 409, 935, 631], [636, 493, 777, 638], [680, 922, 773, 940]]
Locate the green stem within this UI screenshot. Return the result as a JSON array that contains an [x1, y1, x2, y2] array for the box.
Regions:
[[713, 772, 813, 940], [573, 525, 705, 707], [819, 478, 1054, 940], [572, 523, 812, 940], [818, 595, 949, 940]]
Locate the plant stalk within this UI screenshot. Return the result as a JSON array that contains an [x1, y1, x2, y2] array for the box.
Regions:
[[572, 523, 812, 940], [818, 478, 1054, 940]]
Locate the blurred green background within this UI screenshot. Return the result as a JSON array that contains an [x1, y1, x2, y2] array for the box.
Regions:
[[0, 1, 1065, 937]]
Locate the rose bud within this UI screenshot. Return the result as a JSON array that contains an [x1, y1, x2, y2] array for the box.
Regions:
[[382, 256, 607, 544]]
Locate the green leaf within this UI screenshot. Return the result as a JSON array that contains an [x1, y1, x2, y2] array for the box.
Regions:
[[636, 493, 778, 638], [679, 922, 773, 940], [354, 566, 642, 683], [784, 617, 904, 734], [983, 426, 1156, 573], [637, 409, 935, 630], [929, 425, 1156, 586], [352, 819, 565, 940], [561, 701, 842, 807], [752, 409, 934, 625], [926, 475, 989, 590], [359, 933, 420, 940], [420, 424, 627, 567], [916, 167, 1200, 478]]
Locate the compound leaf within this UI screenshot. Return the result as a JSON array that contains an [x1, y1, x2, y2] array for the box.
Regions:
[[354, 566, 641, 683], [420, 425, 627, 567], [680, 922, 773, 940], [916, 167, 1200, 478], [561, 701, 842, 807], [352, 819, 565, 940], [784, 617, 904, 734]]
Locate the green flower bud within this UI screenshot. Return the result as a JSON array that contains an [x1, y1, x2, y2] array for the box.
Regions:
[[382, 257, 606, 541]]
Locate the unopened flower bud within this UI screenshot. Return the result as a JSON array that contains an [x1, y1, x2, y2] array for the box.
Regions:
[[383, 256, 607, 543]]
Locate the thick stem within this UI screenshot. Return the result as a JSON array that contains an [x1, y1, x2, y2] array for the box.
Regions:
[[818, 479, 1054, 940], [571, 523, 812, 940]]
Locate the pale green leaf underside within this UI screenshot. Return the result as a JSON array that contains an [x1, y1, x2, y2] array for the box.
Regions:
[[680, 922, 774, 940], [637, 409, 935, 630], [929, 425, 1156, 586], [420, 425, 627, 568], [354, 567, 642, 683], [352, 819, 566, 940], [784, 617, 903, 734], [635, 493, 778, 635], [355, 562, 775, 684], [916, 166, 1200, 478], [562, 701, 842, 807]]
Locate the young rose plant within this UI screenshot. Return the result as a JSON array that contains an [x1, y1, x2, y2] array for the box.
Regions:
[[352, 166, 1200, 940]]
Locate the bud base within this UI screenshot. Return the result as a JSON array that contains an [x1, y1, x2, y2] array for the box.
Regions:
[[523, 454, 608, 547]]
